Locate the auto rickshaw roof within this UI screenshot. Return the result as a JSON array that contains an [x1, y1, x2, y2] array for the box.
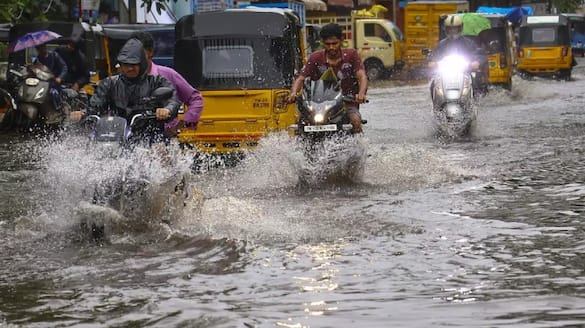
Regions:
[[479, 14, 510, 28], [176, 8, 301, 40], [8, 22, 89, 43], [521, 15, 569, 27], [100, 23, 174, 40]]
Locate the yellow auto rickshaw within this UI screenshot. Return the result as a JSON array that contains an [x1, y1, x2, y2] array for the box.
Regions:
[[516, 15, 573, 80], [174, 8, 306, 159], [478, 14, 515, 90]]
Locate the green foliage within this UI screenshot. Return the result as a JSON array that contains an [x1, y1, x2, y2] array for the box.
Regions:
[[551, 0, 582, 13], [0, 0, 69, 24]]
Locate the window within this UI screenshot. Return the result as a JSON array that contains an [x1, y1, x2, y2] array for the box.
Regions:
[[202, 45, 254, 78], [532, 28, 556, 43], [364, 23, 392, 42]]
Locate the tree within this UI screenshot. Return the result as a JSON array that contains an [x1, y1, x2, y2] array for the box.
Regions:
[[0, 0, 69, 24], [550, 0, 581, 13], [141, 0, 188, 15]]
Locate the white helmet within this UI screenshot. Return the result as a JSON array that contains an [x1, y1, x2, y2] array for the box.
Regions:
[[444, 15, 463, 39]]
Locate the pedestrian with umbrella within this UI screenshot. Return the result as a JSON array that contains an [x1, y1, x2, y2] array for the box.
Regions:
[[8, 29, 68, 102], [8, 30, 68, 82]]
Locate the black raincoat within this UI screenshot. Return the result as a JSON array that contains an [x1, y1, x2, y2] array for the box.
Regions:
[[88, 38, 180, 123], [55, 44, 90, 88], [430, 35, 487, 64]]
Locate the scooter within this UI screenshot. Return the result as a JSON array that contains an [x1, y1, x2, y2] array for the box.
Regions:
[[425, 52, 478, 138], [78, 87, 191, 242], [1, 63, 88, 132], [9, 63, 64, 129]]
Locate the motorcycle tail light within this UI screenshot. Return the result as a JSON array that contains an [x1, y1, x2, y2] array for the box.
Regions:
[[274, 91, 288, 113], [562, 47, 568, 57]]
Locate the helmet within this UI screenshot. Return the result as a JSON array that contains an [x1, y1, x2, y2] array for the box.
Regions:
[[444, 15, 463, 39]]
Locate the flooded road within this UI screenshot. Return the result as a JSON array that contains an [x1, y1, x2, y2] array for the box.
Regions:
[[2, 60, 585, 327]]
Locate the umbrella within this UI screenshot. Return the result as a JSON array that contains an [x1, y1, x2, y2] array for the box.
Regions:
[[7, 30, 62, 53], [460, 13, 492, 36]]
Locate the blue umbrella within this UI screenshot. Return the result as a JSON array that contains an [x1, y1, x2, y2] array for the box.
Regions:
[[7, 30, 62, 53]]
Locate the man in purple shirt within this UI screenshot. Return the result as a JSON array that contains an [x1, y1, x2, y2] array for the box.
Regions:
[[129, 31, 204, 137]]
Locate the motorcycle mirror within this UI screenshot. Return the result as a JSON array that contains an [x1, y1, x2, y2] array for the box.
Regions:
[[151, 87, 173, 101]]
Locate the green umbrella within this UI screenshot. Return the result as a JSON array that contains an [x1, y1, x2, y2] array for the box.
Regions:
[[460, 13, 492, 36]]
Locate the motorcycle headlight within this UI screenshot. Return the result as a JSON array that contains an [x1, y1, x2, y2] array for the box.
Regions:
[[25, 78, 40, 86], [438, 55, 469, 74], [314, 113, 325, 123]]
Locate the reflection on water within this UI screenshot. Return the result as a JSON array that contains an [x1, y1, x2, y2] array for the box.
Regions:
[[2, 61, 585, 326]]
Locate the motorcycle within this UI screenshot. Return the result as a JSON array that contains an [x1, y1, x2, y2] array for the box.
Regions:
[[425, 52, 478, 138], [288, 78, 367, 184], [77, 87, 191, 242], [289, 78, 366, 141], [1, 63, 88, 132]]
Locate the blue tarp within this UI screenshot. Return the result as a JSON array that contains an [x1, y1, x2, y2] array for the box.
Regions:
[[476, 6, 533, 25], [572, 32, 585, 48]]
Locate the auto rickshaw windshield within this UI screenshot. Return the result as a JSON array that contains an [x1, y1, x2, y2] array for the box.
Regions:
[[519, 25, 571, 47]]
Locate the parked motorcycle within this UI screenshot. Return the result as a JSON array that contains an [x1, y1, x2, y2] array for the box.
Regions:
[[77, 87, 191, 242], [426, 52, 478, 138]]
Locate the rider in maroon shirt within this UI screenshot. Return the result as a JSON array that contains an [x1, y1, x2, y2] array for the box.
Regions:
[[287, 23, 368, 133]]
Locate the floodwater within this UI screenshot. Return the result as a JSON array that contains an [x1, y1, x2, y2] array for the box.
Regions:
[[2, 60, 585, 327]]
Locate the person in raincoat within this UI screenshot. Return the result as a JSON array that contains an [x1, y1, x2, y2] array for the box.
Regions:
[[128, 31, 204, 137], [69, 38, 180, 143], [428, 15, 488, 94], [55, 39, 90, 92]]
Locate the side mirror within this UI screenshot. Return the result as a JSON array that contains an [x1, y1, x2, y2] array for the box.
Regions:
[[422, 48, 431, 56], [489, 40, 501, 52], [152, 87, 173, 101]]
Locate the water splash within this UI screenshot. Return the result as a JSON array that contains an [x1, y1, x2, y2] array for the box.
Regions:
[[13, 133, 201, 242]]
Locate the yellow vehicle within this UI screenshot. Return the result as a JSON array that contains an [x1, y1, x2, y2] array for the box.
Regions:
[[306, 7, 405, 81], [174, 8, 305, 158], [517, 15, 573, 80], [478, 14, 515, 90], [403, 0, 469, 74]]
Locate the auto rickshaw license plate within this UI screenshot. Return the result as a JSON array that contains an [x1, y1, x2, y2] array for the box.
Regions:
[[304, 124, 337, 132]]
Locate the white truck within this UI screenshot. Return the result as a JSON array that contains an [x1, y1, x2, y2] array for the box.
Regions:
[[306, 11, 405, 80]]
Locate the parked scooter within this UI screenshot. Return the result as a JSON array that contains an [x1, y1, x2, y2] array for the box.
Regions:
[[425, 51, 478, 138], [78, 87, 191, 242], [1, 63, 88, 132]]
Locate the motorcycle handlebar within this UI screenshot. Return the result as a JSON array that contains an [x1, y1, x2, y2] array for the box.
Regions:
[[129, 112, 157, 127]]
